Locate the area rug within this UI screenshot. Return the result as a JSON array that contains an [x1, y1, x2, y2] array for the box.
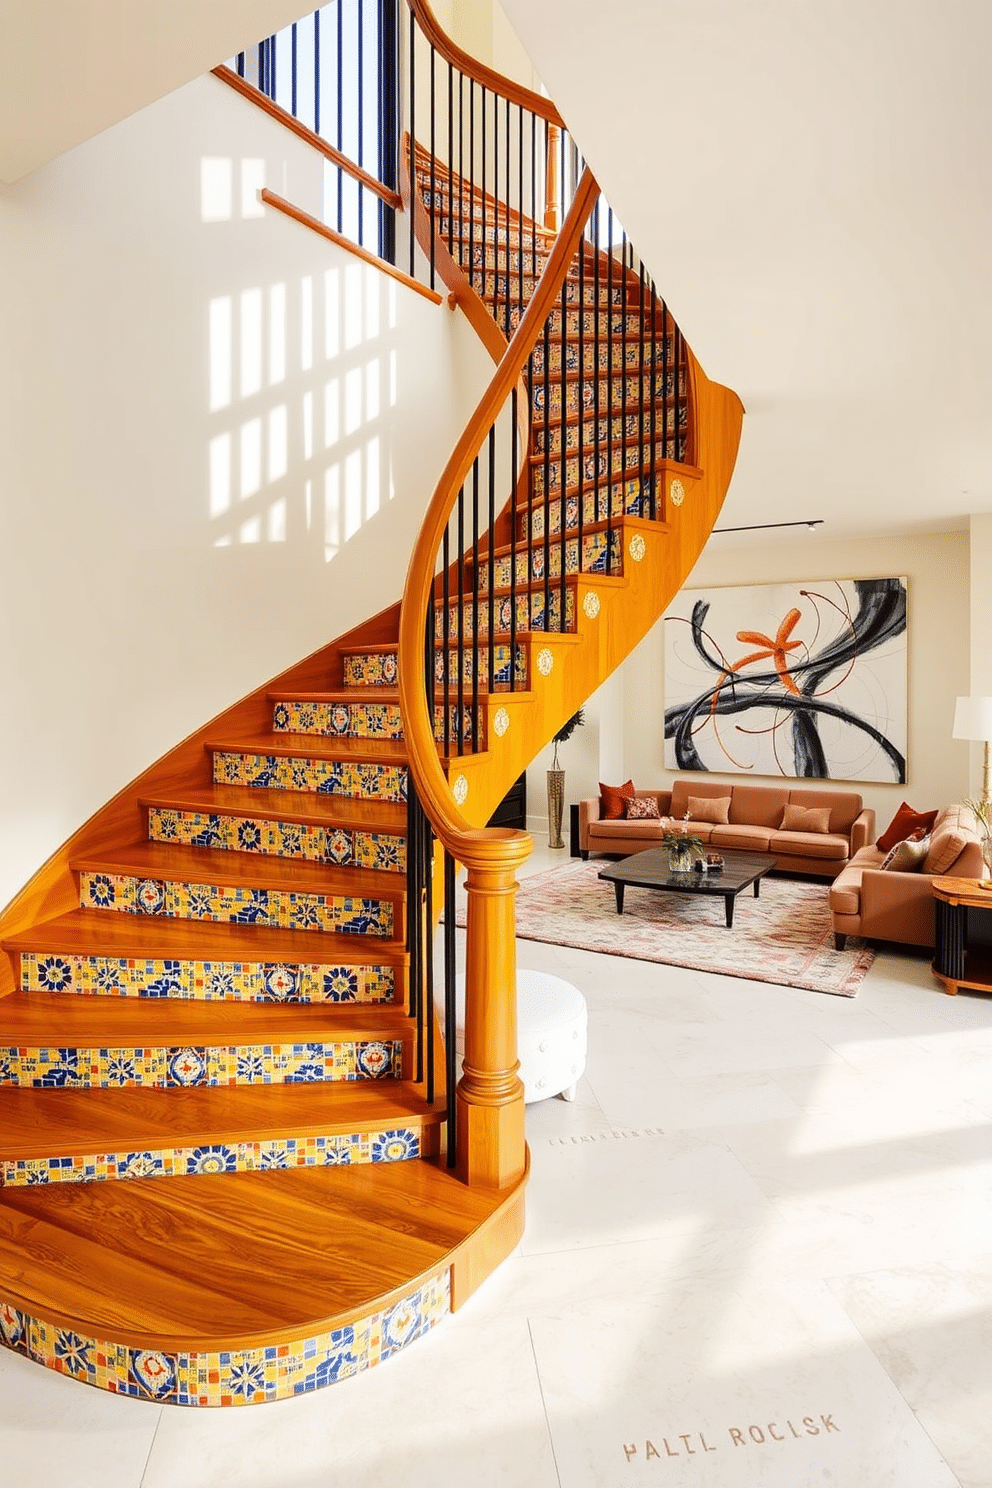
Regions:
[[459, 860, 874, 998]]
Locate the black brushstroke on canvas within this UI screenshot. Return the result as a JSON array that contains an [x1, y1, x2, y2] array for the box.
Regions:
[[665, 578, 907, 781]]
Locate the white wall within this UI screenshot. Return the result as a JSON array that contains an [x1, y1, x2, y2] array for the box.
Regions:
[[526, 529, 972, 841], [0, 71, 493, 910]]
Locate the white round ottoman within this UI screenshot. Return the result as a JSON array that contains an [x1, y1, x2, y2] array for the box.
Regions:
[[447, 970, 587, 1103]]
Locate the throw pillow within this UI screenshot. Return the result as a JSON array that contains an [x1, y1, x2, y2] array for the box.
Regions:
[[600, 779, 635, 820], [625, 795, 660, 820], [687, 795, 730, 825], [877, 801, 939, 853], [780, 803, 832, 834], [879, 833, 931, 872], [924, 827, 969, 876]]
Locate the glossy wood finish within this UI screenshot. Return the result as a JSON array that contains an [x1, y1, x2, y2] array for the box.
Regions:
[[212, 64, 403, 209], [408, 0, 564, 126], [260, 188, 445, 305]]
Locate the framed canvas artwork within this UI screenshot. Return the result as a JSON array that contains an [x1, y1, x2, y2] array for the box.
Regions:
[[663, 576, 907, 783]]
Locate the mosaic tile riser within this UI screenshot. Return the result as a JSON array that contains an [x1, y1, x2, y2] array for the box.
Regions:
[[272, 700, 403, 741], [0, 1272, 449, 1405], [340, 652, 398, 688], [19, 954, 396, 1003], [1, 1126, 423, 1187], [79, 874, 395, 937], [0, 1038, 404, 1089], [147, 809, 405, 874], [213, 753, 407, 803]]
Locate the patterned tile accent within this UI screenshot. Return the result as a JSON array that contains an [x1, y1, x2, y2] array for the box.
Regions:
[[531, 368, 686, 421], [340, 651, 398, 688], [479, 530, 621, 594], [435, 587, 574, 641], [79, 873, 396, 937], [0, 1271, 449, 1405], [522, 478, 648, 541], [0, 1126, 422, 1187], [272, 700, 403, 741], [19, 954, 396, 1004], [530, 433, 678, 500], [147, 809, 405, 874], [530, 333, 679, 377], [213, 753, 407, 804], [432, 704, 482, 748], [0, 1038, 402, 1090], [433, 643, 526, 689]]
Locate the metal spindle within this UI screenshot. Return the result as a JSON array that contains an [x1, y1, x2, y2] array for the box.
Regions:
[[468, 82, 475, 289], [443, 851, 457, 1166], [492, 90, 498, 317], [558, 273, 567, 631], [509, 386, 519, 692], [291, 23, 298, 117], [357, 3, 364, 242], [577, 230, 586, 552], [424, 812, 435, 1104], [336, 0, 344, 231], [456, 488, 465, 752], [621, 232, 630, 517], [505, 98, 512, 338], [471, 457, 480, 749], [447, 62, 454, 253], [675, 322, 685, 461], [481, 86, 487, 298], [606, 206, 614, 572], [442, 525, 451, 754], [429, 43, 437, 288], [650, 282, 659, 505], [409, 2, 416, 277], [517, 105, 525, 317], [314, 7, 321, 137], [542, 311, 551, 628], [593, 223, 602, 528], [487, 426, 496, 714]]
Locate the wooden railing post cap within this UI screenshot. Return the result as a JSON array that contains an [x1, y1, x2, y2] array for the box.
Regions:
[[458, 826, 533, 878]]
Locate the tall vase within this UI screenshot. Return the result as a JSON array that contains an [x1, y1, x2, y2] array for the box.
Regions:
[[546, 768, 565, 849]]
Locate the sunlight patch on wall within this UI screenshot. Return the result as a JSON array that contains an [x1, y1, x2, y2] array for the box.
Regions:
[[201, 158, 233, 222], [207, 258, 403, 558]]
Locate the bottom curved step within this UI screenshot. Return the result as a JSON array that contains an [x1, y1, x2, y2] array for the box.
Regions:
[[0, 1159, 525, 1406]]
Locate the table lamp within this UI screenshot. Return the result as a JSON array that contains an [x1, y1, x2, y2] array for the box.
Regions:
[[952, 696, 992, 808]]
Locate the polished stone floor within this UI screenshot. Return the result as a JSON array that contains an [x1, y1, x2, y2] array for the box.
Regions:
[[2, 844, 990, 1487]]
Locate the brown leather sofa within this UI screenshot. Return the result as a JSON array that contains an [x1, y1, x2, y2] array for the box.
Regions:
[[829, 803, 983, 949], [578, 777, 874, 879]]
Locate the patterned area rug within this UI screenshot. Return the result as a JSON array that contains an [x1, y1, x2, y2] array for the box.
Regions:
[[491, 860, 874, 998]]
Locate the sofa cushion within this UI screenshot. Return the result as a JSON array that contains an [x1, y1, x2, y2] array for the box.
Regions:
[[789, 788, 863, 836], [670, 778, 737, 820], [880, 833, 931, 872], [924, 823, 971, 875], [829, 846, 885, 915], [709, 824, 774, 852], [688, 794, 730, 825], [877, 801, 939, 852], [727, 784, 789, 829], [780, 803, 831, 833], [600, 779, 635, 820], [625, 796, 660, 820], [588, 818, 669, 843], [769, 830, 850, 861]]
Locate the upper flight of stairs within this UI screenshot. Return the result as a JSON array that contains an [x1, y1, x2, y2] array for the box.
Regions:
[[0, 39, 741, 1400]]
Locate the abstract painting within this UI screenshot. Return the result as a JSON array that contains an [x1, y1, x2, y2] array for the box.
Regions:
[[664, 577, 907, 783]]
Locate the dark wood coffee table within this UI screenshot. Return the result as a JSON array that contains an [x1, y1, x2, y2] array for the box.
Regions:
[[597, 847, 777, 928]]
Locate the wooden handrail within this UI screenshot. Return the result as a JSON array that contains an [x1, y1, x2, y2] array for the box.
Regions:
[[407, 0, 565, 128], [260, 189, 444, 305], [398, 165, 600, 854], [212, 64, 403, 211]]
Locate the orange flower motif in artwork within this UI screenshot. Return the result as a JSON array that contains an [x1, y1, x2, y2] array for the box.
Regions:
[[730, 607, 805, 695]]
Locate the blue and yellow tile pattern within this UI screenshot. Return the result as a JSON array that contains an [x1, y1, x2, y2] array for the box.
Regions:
[[147, 808, 405, 874], [0, 1125, 422, 1187], [213, 752, 407, 803], [272, 700, 404, 741], [0, 1038, 403, 1089], [79, 873, 396, 937], [20, 953, 396, 1003], [0, 1271, 450, 1405], [340, 651, 398, 688]]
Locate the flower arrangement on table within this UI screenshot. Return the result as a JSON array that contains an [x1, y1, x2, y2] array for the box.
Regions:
[[659, 812, 705, 869]]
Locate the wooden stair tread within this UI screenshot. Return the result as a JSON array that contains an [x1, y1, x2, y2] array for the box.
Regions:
[[206, 732, 408, 763], [267, 688, 401, 704], [139, 785, 407, 831], [0, 1082, 440, 1159], [2, 908, 408, 963], [69, 841, 405, 898], [0, 991, 412, 1045], [0, 1162, 500, 1347]]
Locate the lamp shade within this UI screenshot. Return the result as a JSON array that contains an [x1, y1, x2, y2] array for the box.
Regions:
[[952, 696, 992, 742]]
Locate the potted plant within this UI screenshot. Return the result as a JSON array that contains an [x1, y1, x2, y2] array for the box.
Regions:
[[547, 709, 584, 849]]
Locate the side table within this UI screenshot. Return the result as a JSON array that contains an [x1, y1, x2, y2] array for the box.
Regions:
[[931, 875, 992, 995]]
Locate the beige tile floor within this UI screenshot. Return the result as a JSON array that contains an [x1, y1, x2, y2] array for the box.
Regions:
[[2, 842, 990, 1487]]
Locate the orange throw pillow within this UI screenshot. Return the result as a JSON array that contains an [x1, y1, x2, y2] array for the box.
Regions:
[[877, 802, 939, 853], [688, 795, 731, 826], [600, 779, 635, 820]]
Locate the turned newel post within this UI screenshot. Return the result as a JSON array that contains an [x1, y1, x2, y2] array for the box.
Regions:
[[456, 828, 532, 1189], [544, 123, 561, 232]]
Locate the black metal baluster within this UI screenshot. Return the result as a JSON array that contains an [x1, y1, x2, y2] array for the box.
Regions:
[[510, 385, 519, 693], [543, 308, 551, 631], [423, 812, 434, 1104], [314, 7, 321, 136], [577, 229, 586, 555], [409, 1, 415, 277], [357, 0, 365, 243], [637, 258, 648, 517], [442, 523, 451, 755], [593, 218, 602, 533], [675, 320, 685, 461], [621, 231, 630, 518], [558, 273, 567, 631], [491, 89, 498, 318], [662, 292, 671, 460], [291, 23, 297, 116], [237, 50, 245, 78], [487, 425, 496, 721], [517, 104, 525, 317], [458, 72, 465, 272], [649, 281, 659, 511], [505, 97, 512, 339], [406, 790, 420, 1028], [471, 455, 480, 750], [605, 207, 615, 573], [447, 62, 454, 254], [443, 850, 457, 1166], [468, 81, 475, 290], [335, 0, 344, 231], [457, 486, 466, 753], [429, 42, 437, 289], [377, 0, 397, 265], [481, 85, 487, 301]]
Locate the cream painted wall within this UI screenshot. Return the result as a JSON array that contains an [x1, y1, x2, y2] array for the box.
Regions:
[[525, 530, 972, 842], [0, 71, 493, 910]]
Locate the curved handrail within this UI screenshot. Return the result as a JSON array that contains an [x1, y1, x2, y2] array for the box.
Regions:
[[407, 0, 565, 127], [397, 166, 601, 857]]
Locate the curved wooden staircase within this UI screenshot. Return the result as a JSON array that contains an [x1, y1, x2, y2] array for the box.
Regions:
[[0, 0, 743, 1406]]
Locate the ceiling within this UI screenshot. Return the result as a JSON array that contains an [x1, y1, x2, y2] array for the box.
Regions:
[[499, 0, 992, 546], [4, 0, 989, 547]]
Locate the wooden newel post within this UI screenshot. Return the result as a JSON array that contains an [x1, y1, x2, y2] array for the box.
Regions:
[[456, 828, 532, 1189], [544, 123, 561, 232]]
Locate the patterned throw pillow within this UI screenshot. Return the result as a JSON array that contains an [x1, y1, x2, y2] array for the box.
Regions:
[[687, 795, 730, 825], [599, 779, 635, 820], [625, 796, 660, 819], [880, 832, 931, 872], [780, 803, 832, 834]]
